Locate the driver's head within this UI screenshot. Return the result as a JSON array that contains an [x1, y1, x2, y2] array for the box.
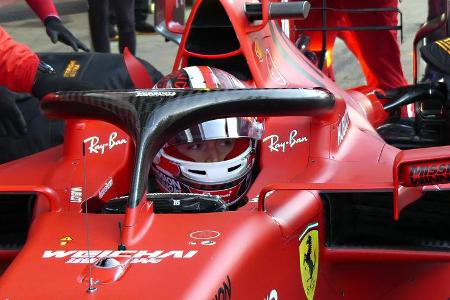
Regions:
[[174, 139, 236, 163], [151, 66, 264, 207]]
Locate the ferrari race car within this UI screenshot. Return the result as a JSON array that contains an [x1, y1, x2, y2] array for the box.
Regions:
[[0, 0, 449, 298]]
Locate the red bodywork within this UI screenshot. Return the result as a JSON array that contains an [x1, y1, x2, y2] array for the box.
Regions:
[[0, 0, 449, 299]]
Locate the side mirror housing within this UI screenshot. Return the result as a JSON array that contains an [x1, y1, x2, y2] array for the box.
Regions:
[[154, 0, 187, 43]]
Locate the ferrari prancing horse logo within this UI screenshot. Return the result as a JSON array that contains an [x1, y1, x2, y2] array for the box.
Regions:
[[299, 229, 319, 300]]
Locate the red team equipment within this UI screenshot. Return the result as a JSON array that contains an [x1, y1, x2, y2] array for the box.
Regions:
[[292, 0, 408, 90], [0, 27, 39, 93], [25, 0, 59, 21], [0, 0, 449, 299]]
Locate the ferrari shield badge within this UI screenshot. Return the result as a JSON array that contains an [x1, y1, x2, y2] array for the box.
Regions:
[[299, 228, 319, 300]]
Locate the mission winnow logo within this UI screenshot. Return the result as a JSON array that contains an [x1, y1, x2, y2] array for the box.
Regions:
[[408, 163, 450, 185]]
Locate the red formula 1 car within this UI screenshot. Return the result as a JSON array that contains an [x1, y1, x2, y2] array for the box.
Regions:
[[0, 0, 449, 298]]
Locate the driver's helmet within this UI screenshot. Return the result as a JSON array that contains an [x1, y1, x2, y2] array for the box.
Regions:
[[151, 66, 264, 207]]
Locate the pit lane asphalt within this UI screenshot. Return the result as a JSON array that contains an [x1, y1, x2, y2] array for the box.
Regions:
[[2, 0, 426, 85]]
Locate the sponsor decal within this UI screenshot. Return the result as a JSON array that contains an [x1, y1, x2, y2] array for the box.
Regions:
[[263, 129, 308, 153], [136, 90, 177, 97], [59, 236, 73, 246], [63, 60, 80, 78], [408, 163, 450, 186], [266, 49, 287, 86], [254, 40, 264, 62], [84, 132, 127, 155], [154, 169, 182, 192], [42, 250, 198, 264], [99, 177, 113, 199], [201, 240, 216, 246], [264, 289, 278, 300], [299, 226, 319, 300], [190, 230, 220, 240], [337, 111, 350, 146], [70, 187, 83, 203], [436, 37, 450, 55], [213, 275, 231, 300], [189, 231, 220, 246]]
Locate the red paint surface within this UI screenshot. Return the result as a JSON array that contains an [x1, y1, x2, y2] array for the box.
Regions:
[[0, 0, 449, 298]]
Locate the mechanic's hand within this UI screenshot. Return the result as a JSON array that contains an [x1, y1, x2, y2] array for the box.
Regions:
[[0, 86, 27, 137], [32, 73, 97, 100], [44, 16, 90, 52]]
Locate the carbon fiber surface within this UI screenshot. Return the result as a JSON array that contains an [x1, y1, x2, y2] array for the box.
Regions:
[[42, 88, 335, 206]]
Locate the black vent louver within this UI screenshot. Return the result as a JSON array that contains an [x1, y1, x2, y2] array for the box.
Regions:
[[185, 0, 252, 80], [185, 0, 240, 54], [322, 191, 450, 251], [0, 194, 36, 250]]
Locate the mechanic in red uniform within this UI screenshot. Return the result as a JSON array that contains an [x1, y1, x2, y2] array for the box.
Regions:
[[24, 0, 89, 51], [0, 26, 90, 97], [295, 0, 408, 91], [0, 26, 93, 158]]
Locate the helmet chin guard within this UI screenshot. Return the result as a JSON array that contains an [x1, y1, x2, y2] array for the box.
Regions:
[[152, 139, 256, 206], [161, 142, 254, 184]]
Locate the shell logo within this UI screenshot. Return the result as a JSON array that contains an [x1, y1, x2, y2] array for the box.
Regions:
[[59, 236, 73, 246]]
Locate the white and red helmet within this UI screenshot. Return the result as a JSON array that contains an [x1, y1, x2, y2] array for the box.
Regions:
[[152, 66, 264, 207]]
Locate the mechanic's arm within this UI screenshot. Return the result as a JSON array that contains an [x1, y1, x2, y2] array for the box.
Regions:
[[0, 27, 94, 136], [0, 26, 39, 93], [25, 0, 89, 52]]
